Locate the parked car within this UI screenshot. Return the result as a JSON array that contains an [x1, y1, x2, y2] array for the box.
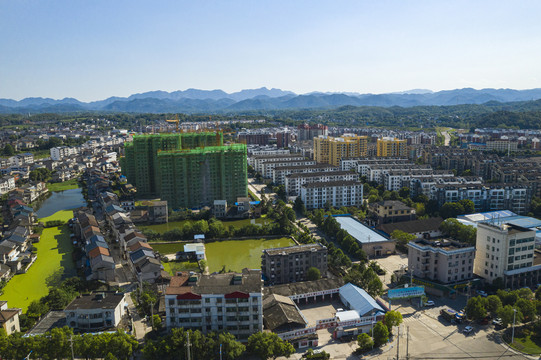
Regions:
[[479, 317, 490, 325], [477, 290, 488, 297], [463, 326, 474, 334], [424, 300, 435, 307]]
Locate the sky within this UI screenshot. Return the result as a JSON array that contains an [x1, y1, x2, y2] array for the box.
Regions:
[[1, 0, 541, 101]]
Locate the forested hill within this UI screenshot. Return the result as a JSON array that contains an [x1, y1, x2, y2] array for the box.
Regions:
[[2, 98, 541, 130], [3, 87, 541, 115]]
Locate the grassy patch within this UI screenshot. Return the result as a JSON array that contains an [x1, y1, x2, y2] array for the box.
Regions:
[[1, 210, 76, 311], [151, 242, 188, 255], [47, 179, 79, 192], [162, 261, 199, 275], [505, 329, 541, 355]]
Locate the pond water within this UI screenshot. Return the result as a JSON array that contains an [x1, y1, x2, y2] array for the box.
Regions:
[[206, 237, 295, 273], [35, 188, 86, 218], [141, 217, 271, 233]]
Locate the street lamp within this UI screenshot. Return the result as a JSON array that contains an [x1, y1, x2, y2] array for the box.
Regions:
[[511, 308, 517, 345]]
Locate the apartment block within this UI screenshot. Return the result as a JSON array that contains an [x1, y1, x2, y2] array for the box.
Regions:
[[408, 239, 475, 284], [300, 180, 363, 209], [474, 223, 536, 284], [261, 243, 328, 285], [272, 163, 339, 185], [157, 144, 247, 209], [251, 154, 305, 175], [376, 137, 407, 157], [297, 123, 328, 141], [285, 170, 358, 196], [314, 134, 368, 166], [165, 269, 263, 340]]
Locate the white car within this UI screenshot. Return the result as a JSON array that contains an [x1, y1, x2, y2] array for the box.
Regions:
[[424, 300, 435, 307], [463, 326, 474, 334]]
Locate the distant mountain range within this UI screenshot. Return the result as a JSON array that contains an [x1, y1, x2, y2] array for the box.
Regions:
[[2, 87, 541, 114]]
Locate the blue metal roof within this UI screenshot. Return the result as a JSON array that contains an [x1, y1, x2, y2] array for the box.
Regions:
[[339, 283, 384, 316], [334, 216, 388, 244]]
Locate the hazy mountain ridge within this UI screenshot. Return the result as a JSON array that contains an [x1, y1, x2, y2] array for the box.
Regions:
[[2, 87, 541, 114]]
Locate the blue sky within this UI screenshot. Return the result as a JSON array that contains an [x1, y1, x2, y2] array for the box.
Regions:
[[1, 0, 540, 101]]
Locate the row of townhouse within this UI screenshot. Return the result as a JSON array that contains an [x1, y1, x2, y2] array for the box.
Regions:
[[85, 169, 165, 284], [0, 196, 40, 282]]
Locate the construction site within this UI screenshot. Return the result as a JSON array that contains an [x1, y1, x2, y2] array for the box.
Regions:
[[120, 131, 247, 209]]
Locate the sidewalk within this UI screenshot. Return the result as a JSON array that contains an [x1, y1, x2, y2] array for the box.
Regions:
[[125, 292, 148, 342]]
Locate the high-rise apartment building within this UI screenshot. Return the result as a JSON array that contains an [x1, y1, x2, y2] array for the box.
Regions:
[[121, 132, 246, 209], [377, 137, 407, 157], [158, 144, 247, 209], [314, 134, 368, 166], [297, 123, 328, 141]]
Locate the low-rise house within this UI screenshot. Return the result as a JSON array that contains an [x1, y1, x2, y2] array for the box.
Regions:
[[369, 200, 416, 225], [64, 292, 126, 331], [377, 217, 444, 239], [0, 301, 21, 335]]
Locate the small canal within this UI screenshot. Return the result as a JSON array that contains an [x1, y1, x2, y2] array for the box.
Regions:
[[35, 188, 87, 218]]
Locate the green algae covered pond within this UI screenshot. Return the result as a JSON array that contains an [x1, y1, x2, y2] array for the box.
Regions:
[[153, 237, 295, 273]]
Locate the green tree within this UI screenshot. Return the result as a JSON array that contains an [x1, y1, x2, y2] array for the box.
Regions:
[[515, 298, 536, 322], [486, 295, 503, 316], [246, 332, 294, 359], [2, 144, 14, 156], [218, 332, 246, 360], [465, 296, 487, 321], [383, 310, 403, 333], [372, 321, 389, 347], [357, 332, 374, 352], [293, 197, 306, 215], [390, 230, 416, 252], [498, 305, 522, 328], [307, 267, 321, 281]]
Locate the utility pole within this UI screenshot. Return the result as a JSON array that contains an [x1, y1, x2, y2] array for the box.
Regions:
[[69, 335, 75, 360], [406, 326, 409, 360], [512, 308, 517, 345], [220, 343, 223, 360], [396, 325, 400, 360], [187, 331, 192, 360], [150, 299, 155, 330]]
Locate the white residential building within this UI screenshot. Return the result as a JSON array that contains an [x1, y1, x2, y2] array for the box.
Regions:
[[474, 222, 536, 284], [285, 170, 358, 196], [165, 269, 263, 341], [300, 181, 363, 210]]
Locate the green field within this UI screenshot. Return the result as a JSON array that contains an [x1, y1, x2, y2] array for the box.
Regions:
[[206, 237, 294, 273], [0, 210, 76, 311], [47, 179, 80, 192], [140, 217, 270, 234], [162, 261, 200, 276], [151, 237, 294, 273]]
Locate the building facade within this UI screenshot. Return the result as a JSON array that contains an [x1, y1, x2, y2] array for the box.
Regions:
[[474, 222, 536, 284], [376, 137, 407, 157], [64, 292, 127, 331], [408, 239, 475, 284], [314, 135, 368, 166], [165, 269, 263, 340], [262, 244, 328, 285], [300, 181, 363, 210]]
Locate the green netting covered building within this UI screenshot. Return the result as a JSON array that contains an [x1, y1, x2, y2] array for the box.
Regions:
[[157, 144, 247, 209], [121, 132, 247, 209]]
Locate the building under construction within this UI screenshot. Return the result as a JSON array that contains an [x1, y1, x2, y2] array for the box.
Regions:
[[121, 132, 247, 209]]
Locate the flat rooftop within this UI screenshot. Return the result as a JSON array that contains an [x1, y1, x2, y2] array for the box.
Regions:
[[334, 216, 389, 244]]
